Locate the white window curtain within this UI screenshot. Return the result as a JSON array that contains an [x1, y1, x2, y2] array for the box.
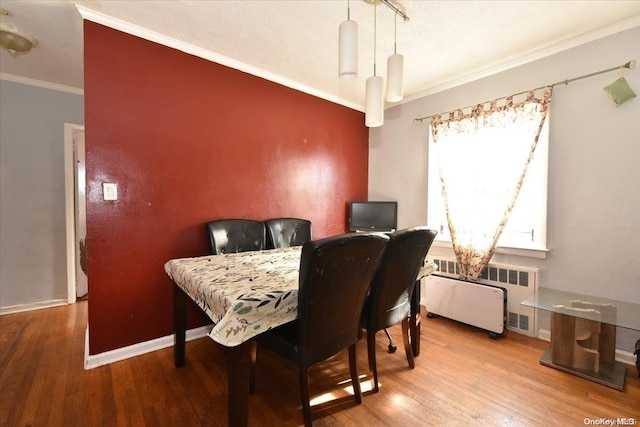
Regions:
[[430, 87, 553, 281]]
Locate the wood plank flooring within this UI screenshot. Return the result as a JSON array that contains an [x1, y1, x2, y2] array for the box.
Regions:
[[1, 301, 638, 426]]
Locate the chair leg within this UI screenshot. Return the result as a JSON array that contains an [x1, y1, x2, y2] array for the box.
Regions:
[[366, 330, 380, 393], [401, 317, 415, 369], [348, 344, 363, 403], [299, 367, 313, 427], [249, 341, 257, 394]]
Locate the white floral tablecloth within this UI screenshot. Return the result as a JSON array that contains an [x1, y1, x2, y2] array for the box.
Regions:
[[165, 247, 301, 347], [165, 246, 437, 347]]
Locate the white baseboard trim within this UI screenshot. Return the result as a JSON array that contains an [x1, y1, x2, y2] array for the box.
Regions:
[[0, 299, 68, 316], [84, 324, 212, 370], [537, 328, 636, 366], [615, 349, 637, 366], [537, 328, 551, 342]]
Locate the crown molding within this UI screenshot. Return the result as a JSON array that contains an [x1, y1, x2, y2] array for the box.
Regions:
[[75, 4, 363, 112], [402, 16, 640, 105], [0, 72, 84, 95]]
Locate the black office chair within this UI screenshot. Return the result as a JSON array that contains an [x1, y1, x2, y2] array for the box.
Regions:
[[361, 227, 437, 393], [205, 219, 265, 255], [264, 218, 312, 249], [252, 232, 389, 427]]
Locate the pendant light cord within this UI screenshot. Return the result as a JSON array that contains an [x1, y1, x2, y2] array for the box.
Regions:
[[394, 12, 397, 55], [373, 2, 377, 76]]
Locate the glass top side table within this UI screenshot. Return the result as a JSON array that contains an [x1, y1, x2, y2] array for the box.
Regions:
[[522, 287, 640, 390]]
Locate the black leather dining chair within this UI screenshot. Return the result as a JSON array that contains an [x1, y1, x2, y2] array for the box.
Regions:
[[205, 219, 265, 255], [252, 232, 389, 427], [361, 227, 437, 393], [264, 217, 312, 249]]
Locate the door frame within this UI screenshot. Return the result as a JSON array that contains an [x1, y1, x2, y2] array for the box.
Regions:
[[64, 123, 85, 304]]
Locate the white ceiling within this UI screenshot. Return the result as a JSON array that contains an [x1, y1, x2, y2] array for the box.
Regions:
[[1, 1, 639, 110]]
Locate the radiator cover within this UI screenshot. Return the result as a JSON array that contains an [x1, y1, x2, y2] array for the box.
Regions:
[[423, 275, 507, 337]]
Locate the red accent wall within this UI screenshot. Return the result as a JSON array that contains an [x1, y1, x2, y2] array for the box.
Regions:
[[84, 22, 369, 354]]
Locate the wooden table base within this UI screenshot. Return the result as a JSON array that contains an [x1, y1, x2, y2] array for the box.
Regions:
[[539, 348, 626, 390], [173, 284, 254, 426]]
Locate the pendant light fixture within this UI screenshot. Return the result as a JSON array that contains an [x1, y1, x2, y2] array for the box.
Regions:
[[340, 0, 408, 125], [339, 0, 358, 80], [365, 2, 384, 128], [386, 12, 404, 102]]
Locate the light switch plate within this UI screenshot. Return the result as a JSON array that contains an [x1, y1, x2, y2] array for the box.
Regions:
[[103, 183, 118, 201]]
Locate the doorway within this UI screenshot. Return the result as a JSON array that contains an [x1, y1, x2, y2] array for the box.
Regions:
[[64, 123, 87, 303]]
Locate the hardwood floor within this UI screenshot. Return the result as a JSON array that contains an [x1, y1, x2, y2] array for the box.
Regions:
[[1, 301, 638, 426]]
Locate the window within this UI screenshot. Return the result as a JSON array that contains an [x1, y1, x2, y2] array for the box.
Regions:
[[426, 113, 549, 252]]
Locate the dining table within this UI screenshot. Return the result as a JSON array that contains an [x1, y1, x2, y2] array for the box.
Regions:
[[165, 245, 436, 426]]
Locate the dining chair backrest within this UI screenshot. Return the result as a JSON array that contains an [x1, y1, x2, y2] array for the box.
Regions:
[[264, 218, 312, 249], [253, 232, 389, 426], [205, 219, 265, 255], [365, 227, 438, 332], [361, 226, 437, 394], [296, 232, 389, 366]]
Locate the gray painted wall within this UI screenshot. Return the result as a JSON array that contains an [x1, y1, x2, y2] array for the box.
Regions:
[[369, 27, 640, 351], [0, 80, 84, 308]]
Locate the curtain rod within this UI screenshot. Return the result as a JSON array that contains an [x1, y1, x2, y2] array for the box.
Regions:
[[414, 59, 637, 123]]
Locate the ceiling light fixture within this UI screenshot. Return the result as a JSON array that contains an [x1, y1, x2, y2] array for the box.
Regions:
[[378, 0, 409, 22], [339, 0, 358, 80], [365, 1, 384, 127], [386, 12, 404, 102], [0, 22, 38, 58]]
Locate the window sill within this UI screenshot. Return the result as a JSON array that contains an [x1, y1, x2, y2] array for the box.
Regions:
[[431, 240, 548, 260]]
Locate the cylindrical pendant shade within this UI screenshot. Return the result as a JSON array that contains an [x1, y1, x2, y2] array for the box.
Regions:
[[386, 53, 404, 102], [339, 19, 358, 80], [365, 75, 384, 127]]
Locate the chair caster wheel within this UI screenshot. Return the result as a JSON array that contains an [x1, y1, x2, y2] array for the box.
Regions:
[[388, 343, 397, 353]]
